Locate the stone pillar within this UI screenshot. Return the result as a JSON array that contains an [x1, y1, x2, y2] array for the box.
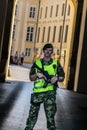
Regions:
[[67, 0, 84, 90], [74, 0, 87, 93], [0, 0, 14, 82]]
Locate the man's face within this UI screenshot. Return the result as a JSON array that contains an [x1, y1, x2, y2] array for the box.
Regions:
[[44, 48, 53, 58]]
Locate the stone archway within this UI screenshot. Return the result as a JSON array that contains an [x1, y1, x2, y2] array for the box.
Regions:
[[0, 0, 87, 94], [0, 0, 82, 84], [67, 0, 87, 93], [0, 0, 17, 82]]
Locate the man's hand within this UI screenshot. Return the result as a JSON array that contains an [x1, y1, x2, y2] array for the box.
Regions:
[[37, 73, 47, 80], [50, 76, 64, 85], [50, 76, 58, 84]]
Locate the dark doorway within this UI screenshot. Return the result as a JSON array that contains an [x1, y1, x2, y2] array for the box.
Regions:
[[67, 0, 84, 91]]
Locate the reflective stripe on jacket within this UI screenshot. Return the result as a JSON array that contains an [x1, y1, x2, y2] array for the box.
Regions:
[[33, 59, 58, 93]]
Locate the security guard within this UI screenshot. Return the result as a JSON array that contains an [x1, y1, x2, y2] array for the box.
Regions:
[[25, 43, 65, 130]]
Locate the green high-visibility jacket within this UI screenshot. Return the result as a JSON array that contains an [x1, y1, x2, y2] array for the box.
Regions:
[[33, 59, 58, 93]]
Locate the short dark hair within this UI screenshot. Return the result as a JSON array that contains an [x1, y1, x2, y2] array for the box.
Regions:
[[43, 43, 53, 51]]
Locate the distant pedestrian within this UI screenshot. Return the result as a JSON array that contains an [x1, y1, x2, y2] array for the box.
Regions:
[[52, 53, 59, 61], [14, 51, 18, 64], [54, 54, 60, 61], [10, 55, 14, 64], [34, 53, 39, 61], [20, 52, 25, 65]]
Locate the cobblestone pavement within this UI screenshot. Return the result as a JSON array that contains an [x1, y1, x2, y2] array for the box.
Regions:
[[0, 82, 48, 130], [7, 64, 31, 82], [0, 64, 87, 130]]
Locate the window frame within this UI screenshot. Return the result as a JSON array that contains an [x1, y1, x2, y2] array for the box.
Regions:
[[26, 26, 34, 42]]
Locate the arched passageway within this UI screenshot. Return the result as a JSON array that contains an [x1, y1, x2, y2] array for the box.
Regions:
[[0, 0, 87, 93], [67, 0, 87, 93], [0, 0, 15, 82]]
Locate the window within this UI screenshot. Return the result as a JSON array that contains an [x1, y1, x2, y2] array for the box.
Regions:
[[40, 7, 42, 18], [25, 48, 31, 56], [42, 27, 45, 42], [50, 6, 53, 17], [26, 27, 34, 42], [15, 4, 18, 16], [29, 7, 36, 18], [63, 50, 66, 67], [58, 26, 62, 42], [45, 6, 48, 18], [37, 27, 40, 42], [61, 3, 65, 16], [35, 48, 38, 53], [57, 49, 59, 55], [64, 25, 69, 42], [56, 4, 59, 16], [67, 4, 70, 16], [47, 26, 51, 42], [12, 24, 16, 39], [53, 26, 56, 42]]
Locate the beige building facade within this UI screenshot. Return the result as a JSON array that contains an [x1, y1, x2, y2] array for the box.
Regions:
[[11, 0, 77, 87]]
